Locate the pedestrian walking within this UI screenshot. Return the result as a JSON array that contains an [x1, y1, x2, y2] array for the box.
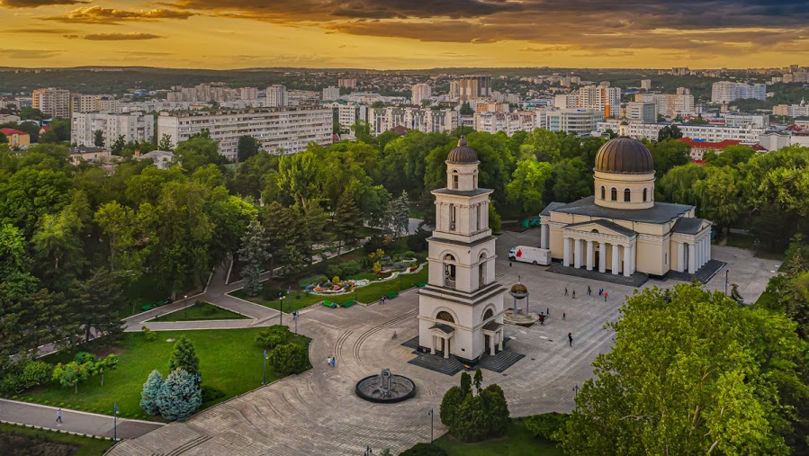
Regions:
[[509, 261, 513, 267], [572, 290, 576, 299], [564, 287, 568, 296], [562, 312, 566, 320], [587, 285, 591, 296], [573, 384, 579, 397], [568, 332, 573, 347], [331, 357, 336, 368], [599, 288, 603, 296], [327, 356, 332, 367], [56, 408, 62, 424], [546, 307, 549, 316], [604, 292, 608, 302], [538, 314, 545, 325]]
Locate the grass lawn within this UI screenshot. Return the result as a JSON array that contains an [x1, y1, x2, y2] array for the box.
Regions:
[[434, 418, 563, 456], [231, 266, 428, 311], [0, 422, 113, 456], [21, 328, 308, 420], [149, 301, 248, 322]]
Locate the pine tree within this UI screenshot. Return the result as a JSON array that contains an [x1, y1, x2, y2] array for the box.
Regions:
[[392, 190, 410, 238], [238, 219, 270, 296], [140, 370, 163, 415], [334, 193, 362, 255], [168, 336, 199, 376], [156, 369, 201, 421], [473, 368, 483, 393]]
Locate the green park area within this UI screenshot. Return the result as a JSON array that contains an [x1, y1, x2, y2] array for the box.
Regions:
[[0, 422, 113, 456], [149, 301, 248, 322], [18, 328, 307, 420], [433, 419, 563, 456]]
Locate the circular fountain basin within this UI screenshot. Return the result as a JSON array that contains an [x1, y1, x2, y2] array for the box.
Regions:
[[355, 374, 416, 403]]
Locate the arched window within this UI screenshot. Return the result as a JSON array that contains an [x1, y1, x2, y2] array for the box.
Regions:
[[600, 185, 605, 200], [436, 311, 455, 324], [483, 308, 494, 320], [624, 188, 631, 202], [478, 253, 487, 288], [443, 254, 456, 289], [452, 170, 459, 190], [611, 187, 617, 201], [643, 188, 648, 202]]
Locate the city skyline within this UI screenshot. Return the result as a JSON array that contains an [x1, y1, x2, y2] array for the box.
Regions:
[[1, 0, 808, 69]]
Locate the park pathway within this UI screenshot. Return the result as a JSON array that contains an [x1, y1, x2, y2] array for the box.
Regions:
[[0, 398, 163, 440]]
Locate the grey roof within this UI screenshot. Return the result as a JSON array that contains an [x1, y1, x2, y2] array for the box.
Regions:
[[483, 321, 502, 331], [672, 217, 707, 234], [548, 196, 694, 224], [565, 219, 637, 237], [430, 324, 455, 334], [595, 137, 654, 174], [540, 201, 567, 216], [432, 188, 492, 197]]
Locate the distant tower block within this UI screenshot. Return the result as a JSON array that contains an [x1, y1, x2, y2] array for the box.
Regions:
[[417, 136, 506, 363]]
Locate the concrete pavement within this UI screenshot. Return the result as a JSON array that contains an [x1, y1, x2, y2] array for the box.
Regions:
[[0, 399, 163, 440]]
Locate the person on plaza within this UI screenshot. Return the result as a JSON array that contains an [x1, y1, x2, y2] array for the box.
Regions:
[[564, 287, 568, 296], [327, 356, 332, 367], [568, 332, 573, 347], [546, 307, 550, 316], [331, 357, 336, 367], [587, 285, 591, 296], [604, 292, 608, 302], [572, 290, 576, 299], [56, 408, 62, 424], [538, 314, 544, 325], [562, 312, 566, 320]]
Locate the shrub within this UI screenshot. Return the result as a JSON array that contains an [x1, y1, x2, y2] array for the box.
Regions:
[[325, 264, 342, 279], [439, 370, 510, 442], [156, 369, 201, 421], [142, 326, 156, 342], [139, 370, 162, 415], [298, 274, 326, 288], [201, 385, 226, 404], [255, 325, 292, 350], [20, 361, 52, 390], [480, 384, 509, 437], [268, 342, 309, 376], [439, 386, 464, 427], [453, 395, 488, 442], [74, 352, 97, 364], [340, 260, 362, 277], [399, 443, 448, 456], [524, 413, 569, 440], [168, 336, 199, 376]]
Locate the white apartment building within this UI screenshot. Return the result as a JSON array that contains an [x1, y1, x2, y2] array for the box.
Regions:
[[724, 114, 769, 128], [367, 106, 458, 135], [711, 81, 766, 103], [542, 108, 603, 134], [322, 86, 341, 101], [554, 94, 578, 109], [157, 108, 332, 159], [450, 75, 492, 101], [32, 88, 71, 118], [266, 85, 288, 107], [561, 85, 621, 118], [239, 87, 259, 101], [71, 94, 119, 113], [166, 83, 236, 103], [772, 100, 809, 117], [411, 83, 432, 105], [474, 111, 535, 136], [635, 88, 695, 118], [597, 120, 764, 143], [338, 78, 357, 89], [626, 102, 657, 123], [326, 102, 368, 134], [71, 112, 154, 147]]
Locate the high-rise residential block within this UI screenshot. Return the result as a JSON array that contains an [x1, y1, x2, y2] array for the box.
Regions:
[[32, 88, 71, 118]]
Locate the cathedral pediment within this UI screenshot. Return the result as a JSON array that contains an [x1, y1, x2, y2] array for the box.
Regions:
[[564, 219, 637, 238]]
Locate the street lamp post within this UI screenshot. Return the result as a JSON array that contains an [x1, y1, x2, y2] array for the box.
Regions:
[[279, 293, 285, 326], [724, 269, 729, 295], [184, 294, 188, 318], [427, 408, 434, 444], [293, 311, 298, 334], [263, 349, 269, 385], [113, 402, 119, 442]]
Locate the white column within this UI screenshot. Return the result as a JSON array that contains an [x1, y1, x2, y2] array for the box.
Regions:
[[574, 238, 582, 269], [611, 244, 620, 275], [586, 240, 594, 271], [444, 338, 449, 359], [677, 242, 685, 272], [544, 225, 550, 249], [540, 224, 547, 249], [489, 335, 495, 356], [497, 330, 503, 350], [431, 335, 436, 354], [705, 237, 711, 264], [697, 238, 704, 268], [598, 241, 606, 273], [688, 243, 696, 274], [563, 236, 571, 267], [623, 243, 632, 277], [629, 245, 636, 274]]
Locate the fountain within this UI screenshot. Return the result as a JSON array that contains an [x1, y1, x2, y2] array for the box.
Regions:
[[355, 369, 416, 403]]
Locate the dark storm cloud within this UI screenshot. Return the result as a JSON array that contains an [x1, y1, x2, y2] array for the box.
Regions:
[[0, 0, 87, 7], [41, 6, 195, 24]]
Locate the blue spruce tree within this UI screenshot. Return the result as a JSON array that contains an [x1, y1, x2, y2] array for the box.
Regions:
[[140, 370, 163, 415], [157, 369, 202, 421]]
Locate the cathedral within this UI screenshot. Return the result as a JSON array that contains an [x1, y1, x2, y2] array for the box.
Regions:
[[538, 137, 712, 277], [417, 137, 506, 364]]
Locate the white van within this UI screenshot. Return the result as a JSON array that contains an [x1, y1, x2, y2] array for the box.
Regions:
[[509, 246, 551, 265]]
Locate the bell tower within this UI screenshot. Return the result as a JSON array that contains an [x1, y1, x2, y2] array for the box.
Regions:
[[417, 137, 506, 363]]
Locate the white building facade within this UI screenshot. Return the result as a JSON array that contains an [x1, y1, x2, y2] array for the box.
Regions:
[[157, 108, 332, 159], [71, 112, 154, 147]]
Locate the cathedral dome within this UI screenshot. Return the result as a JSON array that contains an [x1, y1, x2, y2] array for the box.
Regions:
[[447, 136, 478, 164], [595, 137, 654, 174]]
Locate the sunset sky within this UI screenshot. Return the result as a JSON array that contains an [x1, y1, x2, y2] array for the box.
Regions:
[[1, 0, 807, 69]]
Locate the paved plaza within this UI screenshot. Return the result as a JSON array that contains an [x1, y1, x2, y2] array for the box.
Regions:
[[108, 228, 780, 456]]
